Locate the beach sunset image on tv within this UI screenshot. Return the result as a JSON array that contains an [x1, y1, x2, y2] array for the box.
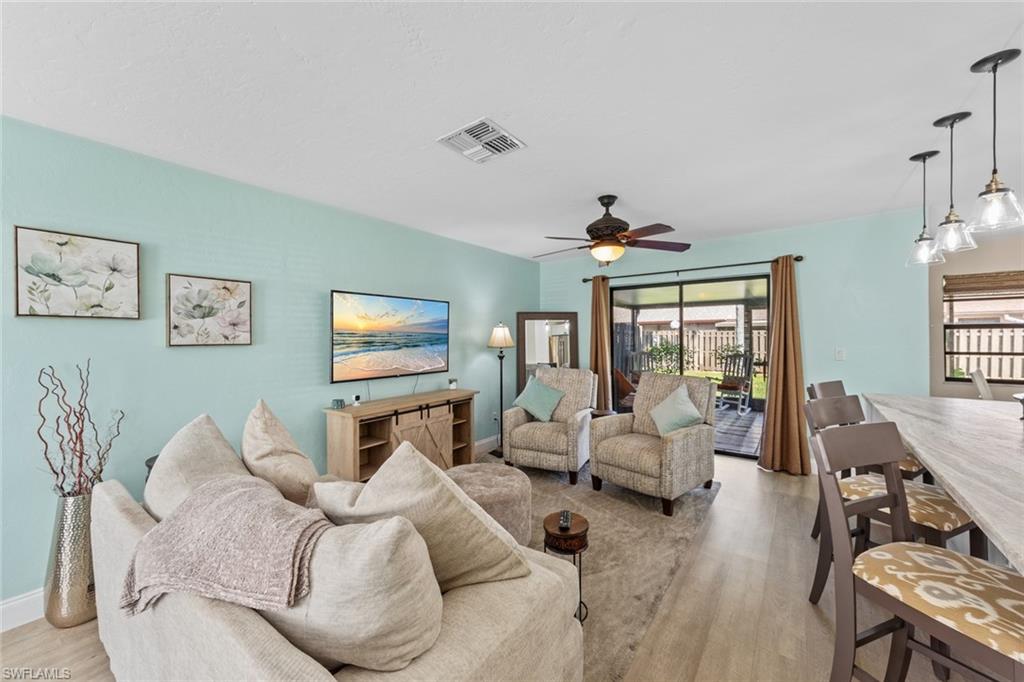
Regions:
[[331, 291, 449, 382]]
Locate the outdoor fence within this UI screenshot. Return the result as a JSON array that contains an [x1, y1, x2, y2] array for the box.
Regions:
[[613, 325, 769, 375], [945, 327, 1024, 381]]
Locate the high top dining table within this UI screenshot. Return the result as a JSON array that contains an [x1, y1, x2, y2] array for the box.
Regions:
[[863, 394, 1024, 572]]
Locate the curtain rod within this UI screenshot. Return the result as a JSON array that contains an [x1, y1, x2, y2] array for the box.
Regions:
[[580, 255, 803, 283]]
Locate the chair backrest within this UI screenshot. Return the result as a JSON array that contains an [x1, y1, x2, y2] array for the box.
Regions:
[[631, 373, 717, 435], [970, 369, 994, 400], [812, 422, 914, 681], [534, 366, 596, 423], [722, 353, 754, 384], [806, 380, 846, 400], [804, 395, 865, 432]]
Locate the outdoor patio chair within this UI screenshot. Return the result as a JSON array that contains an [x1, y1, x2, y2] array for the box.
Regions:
[[716, 352, 754, 415]]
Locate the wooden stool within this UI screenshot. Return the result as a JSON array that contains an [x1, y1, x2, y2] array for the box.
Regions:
[[542, 511, 589, 623]]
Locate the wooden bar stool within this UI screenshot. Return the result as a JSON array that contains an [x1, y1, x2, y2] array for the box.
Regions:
[[805, 396, 986, 605], [808, 381, 930, 541], [813, 422, 1024, 682]]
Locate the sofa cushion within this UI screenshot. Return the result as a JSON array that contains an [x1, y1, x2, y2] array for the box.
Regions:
[[595, 433, 662, 478], [260, 516, 442, 672], [535, 367, 594, 423], [648, 384, 703, 436], [510, 421, 568, 455], [144, 415, 249, 521], [242, 399, 319, 504], [513, 376, 564, 422], [334, 547, 579, 682], [313, 442, 531, 592]]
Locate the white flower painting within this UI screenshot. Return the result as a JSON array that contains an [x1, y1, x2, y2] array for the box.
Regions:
[[15, 226, 140, 318], [167, 274, 252, 346]]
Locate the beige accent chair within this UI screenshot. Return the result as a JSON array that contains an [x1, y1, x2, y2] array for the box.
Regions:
[[503, 367, 597, 484], [590, 373, 716, 516]]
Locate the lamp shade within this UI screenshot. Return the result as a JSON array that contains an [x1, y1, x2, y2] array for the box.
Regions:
[[488, 323, 514, 348], [906, 234, 945, 266], [935, 213, 977, 252], [590, 240, 625, 263], [968, 184, 1024, 232]]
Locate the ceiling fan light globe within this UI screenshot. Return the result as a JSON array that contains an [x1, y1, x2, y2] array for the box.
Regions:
[[590, 240, 625, 263], [935, 216, 977, 252], [968, 185, 1024, 232]]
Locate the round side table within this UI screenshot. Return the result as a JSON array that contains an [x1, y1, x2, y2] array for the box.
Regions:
[[542, 511, 589, 623]]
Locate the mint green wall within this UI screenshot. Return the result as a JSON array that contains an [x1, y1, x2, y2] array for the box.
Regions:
[[540, 210, 929, 398], [0, 118, 538, 600]]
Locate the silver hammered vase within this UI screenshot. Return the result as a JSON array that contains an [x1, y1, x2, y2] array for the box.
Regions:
[[43, 494, 96, 628]]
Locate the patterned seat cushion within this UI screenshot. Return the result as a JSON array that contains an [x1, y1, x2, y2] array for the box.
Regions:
[[594, 433, 662, 478], [899, 454, 925, 474], [838, 474, 972, 532], [854, 542, 1024, 663], [510, 421, 567, 456]]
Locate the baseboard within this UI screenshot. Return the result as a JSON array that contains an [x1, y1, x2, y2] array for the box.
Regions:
[[1, 588, 43, 631], [474, 435, 498, 456]]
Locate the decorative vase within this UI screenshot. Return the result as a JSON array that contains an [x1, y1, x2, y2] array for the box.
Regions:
[[43, 494, 96, 628]]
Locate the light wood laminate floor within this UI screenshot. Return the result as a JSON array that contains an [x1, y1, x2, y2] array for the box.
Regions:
[[1, 456, 970, 681]]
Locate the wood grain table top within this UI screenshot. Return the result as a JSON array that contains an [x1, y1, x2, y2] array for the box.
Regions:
[[864, 393, 1024, 571]]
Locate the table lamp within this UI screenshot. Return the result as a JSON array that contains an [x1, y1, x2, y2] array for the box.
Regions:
[[488, 322, 515, 456]]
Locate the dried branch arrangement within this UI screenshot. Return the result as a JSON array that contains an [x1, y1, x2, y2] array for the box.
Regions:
[[36, 359, 125, 496]]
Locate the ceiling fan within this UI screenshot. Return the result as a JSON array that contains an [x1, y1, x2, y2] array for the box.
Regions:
[[533, 195, 691, 266]]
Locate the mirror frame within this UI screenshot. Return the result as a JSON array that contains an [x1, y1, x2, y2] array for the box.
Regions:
[[516, 311, 580, 394]]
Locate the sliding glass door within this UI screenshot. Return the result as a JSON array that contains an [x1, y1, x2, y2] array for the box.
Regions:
[[610, 275, 770, 458]]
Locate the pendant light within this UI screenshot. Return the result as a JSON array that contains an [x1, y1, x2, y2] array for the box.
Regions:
[[968, 49, 1023, 232], [932, 112, 977, 253], [906, 150, 945, 266]]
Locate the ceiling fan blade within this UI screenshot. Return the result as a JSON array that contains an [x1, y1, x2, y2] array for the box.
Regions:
[[621, 223, 674, 239], [533, 245, 590, 259], [544, 236, 593, 241], [629, 239, 691, 253]]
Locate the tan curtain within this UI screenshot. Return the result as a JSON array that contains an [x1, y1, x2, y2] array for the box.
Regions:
[[758, 255, 810, 475], [590, 275, 612, 411]]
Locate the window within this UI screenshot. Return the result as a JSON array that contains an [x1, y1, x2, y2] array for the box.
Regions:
[[942, 270, 1024, 384]]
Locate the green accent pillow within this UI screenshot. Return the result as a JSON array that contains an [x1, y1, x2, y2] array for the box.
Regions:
[[649, 384, 704, 436], [513, 376, 565, 422]]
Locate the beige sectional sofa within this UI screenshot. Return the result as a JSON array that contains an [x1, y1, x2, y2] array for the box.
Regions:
[[92, 480, 584, 681]]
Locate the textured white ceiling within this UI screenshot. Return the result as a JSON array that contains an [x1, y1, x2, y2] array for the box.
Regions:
[[3, 3, 1022, 259]]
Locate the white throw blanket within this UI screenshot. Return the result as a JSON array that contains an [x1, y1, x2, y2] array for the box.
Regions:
[[121, 475, 331, 615]]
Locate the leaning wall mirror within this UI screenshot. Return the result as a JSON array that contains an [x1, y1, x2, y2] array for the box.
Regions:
[[516, 312, 580, 394]]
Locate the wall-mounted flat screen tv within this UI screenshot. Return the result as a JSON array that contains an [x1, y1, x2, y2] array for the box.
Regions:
[[331, 290, 450, 383]]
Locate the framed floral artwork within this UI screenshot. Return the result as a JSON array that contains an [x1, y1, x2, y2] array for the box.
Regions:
[[166, 274, 252, 346], [15, 226, 141, 318]]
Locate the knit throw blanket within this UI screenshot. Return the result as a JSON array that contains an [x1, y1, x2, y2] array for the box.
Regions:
[[121, 475, 332, 616]]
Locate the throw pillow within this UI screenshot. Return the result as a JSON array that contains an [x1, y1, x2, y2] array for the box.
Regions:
[[260, 516, 442, 672], [242, 399, 319, 504], [144, 414, 250, 521], [512, 376, 565, 422], [649, 384, 704, 436], [313, 442, 531, 592]]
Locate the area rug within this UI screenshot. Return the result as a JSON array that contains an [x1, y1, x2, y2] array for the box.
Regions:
[[477, 454, 719, 681]]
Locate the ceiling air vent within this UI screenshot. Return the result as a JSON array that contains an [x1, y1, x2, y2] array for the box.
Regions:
[[436, 117, 526, 163]]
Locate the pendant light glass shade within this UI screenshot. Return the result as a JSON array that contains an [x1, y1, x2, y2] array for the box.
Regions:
[[969, 183, 1024, 232], [968, 49, 1023, 232], [906, 150, 944, 267], [906, 232, 945, 266], [936, 212, 976, 252], [932, 112, 976, 254]]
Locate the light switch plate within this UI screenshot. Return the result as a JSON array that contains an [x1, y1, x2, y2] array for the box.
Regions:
[[834, 347, 847, 361]]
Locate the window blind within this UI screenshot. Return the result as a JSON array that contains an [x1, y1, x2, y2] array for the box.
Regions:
[[942, 270, 1024, 298]]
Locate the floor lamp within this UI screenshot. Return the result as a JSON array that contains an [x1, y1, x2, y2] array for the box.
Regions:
[[488, 322, 515, 457]]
